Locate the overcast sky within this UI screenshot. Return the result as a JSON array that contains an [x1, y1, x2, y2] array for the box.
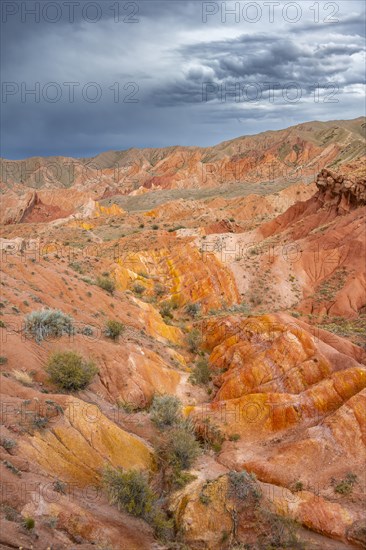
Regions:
[[1, 0, 365, 159]]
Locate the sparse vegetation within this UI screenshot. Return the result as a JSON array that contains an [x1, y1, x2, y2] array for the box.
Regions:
[[185, 302, 201, 318], [159, 426, 200, 471], [160, 300, 174, 319], [132, 282, 146, 295], [96, 275, 116, 295], [0, 437, 17, 451], [197, 418, 225, 453], [103, 466, 155, 518], [292, 480, 304, 492], [23, 516, 35, 530], [3, 460, 21, 476], [189, 357, 211, 386], [46, 351, 98, 391], [332, 473, 358, 495], [103, 465, 173, 539], [105, 319, 125, 341], [25, 308, 74, 343], [32, 415, 49, 430], [150, 395, 182, 429], [53, 480, 67, 494], [154, 283, 166, 297], [228, 470, 262, 503], [12, 369, 33, 387], [186, 328, 202, 353]]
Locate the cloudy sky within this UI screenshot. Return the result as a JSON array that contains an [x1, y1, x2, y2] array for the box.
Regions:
[[1, 0, 365, 159]]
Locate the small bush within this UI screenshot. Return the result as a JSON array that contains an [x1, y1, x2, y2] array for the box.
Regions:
[[333, 473, 358, 495], [293, 480, 304, 492], [103, 466, 155, 518], [32, 415, 49, 430], [3, 460, 21, 476], [81, 325, 94, 336], [0, 437, 17, 451], [46, 351, 98, 391], [96, 276, 116, 295], [197, 418, 225, 452], [185, 302, 201, 318], [23, 517, 35, 530], [228, 433, 241, 442], [132, 282, 146, 295], [105, 320, 124, 341], [161, 427, 200, 470], [259, 510, 304, 549], [150, 395, 182, 429], [228, 470, 262, 502], [3, 505, 21, 522], [159, 300, 173, 319], [186, 329, 202, 353], [25, 308, 74, 343], [154, 283, 166, 297], [0, 356, 8, 365], [69, 262, 84, 274], [189, 358, 211, 385], [53, 480, 67, 494], [13, 370, 33, 387]]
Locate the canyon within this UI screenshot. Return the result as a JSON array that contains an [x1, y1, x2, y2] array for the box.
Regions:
[[0, 117, 365, 549]]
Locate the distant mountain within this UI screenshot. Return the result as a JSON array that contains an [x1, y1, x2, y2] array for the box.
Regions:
[[1, 117, 365, 194]]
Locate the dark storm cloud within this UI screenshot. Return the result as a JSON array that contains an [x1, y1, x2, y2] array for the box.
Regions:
[[1, 0, 365, 159], [150, 30, 364, 106]]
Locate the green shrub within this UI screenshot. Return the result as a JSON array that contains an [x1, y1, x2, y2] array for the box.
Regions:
[[96, 276, 116, 295], [25, 308, 74, 342], [0, 437, 17, 451], [197, 418, 225, 452], [228, 470, 261, 502], [103, 465, 173, 539], [185, 302, 201, 318], [23, 517, 35, 530], [228, 433, 240, 442], [32, 415, 49, 430], [159, 300, 173, 319], [150, 395, 182, 429], [186, 329, 202, 353], [133, 282, 146, 295], [3, 460, 21, 476], [154, 283, 166, 297], [0, 356, 8, 365], [46, 351, 98, 391], [103, 466, 155, 518], [333, 473, 358, 495], [259, 510, 304, 549], [293, 480, 304, 492], [161, 427, 200, 470], [105, 320, 124, 341], [53, 480, 67, 494], [189, 357, 211, 385]]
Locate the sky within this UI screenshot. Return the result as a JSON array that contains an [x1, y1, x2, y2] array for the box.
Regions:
[[1, 0, 365, 159]]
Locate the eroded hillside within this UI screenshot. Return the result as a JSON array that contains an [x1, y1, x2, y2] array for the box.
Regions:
[[0, 121, 365, 549]]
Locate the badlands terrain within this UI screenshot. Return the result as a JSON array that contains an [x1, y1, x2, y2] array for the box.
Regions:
[[0, 117, 365, 549]]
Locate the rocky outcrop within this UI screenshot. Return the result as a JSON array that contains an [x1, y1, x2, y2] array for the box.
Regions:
[[316, 169, 366, 212]]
